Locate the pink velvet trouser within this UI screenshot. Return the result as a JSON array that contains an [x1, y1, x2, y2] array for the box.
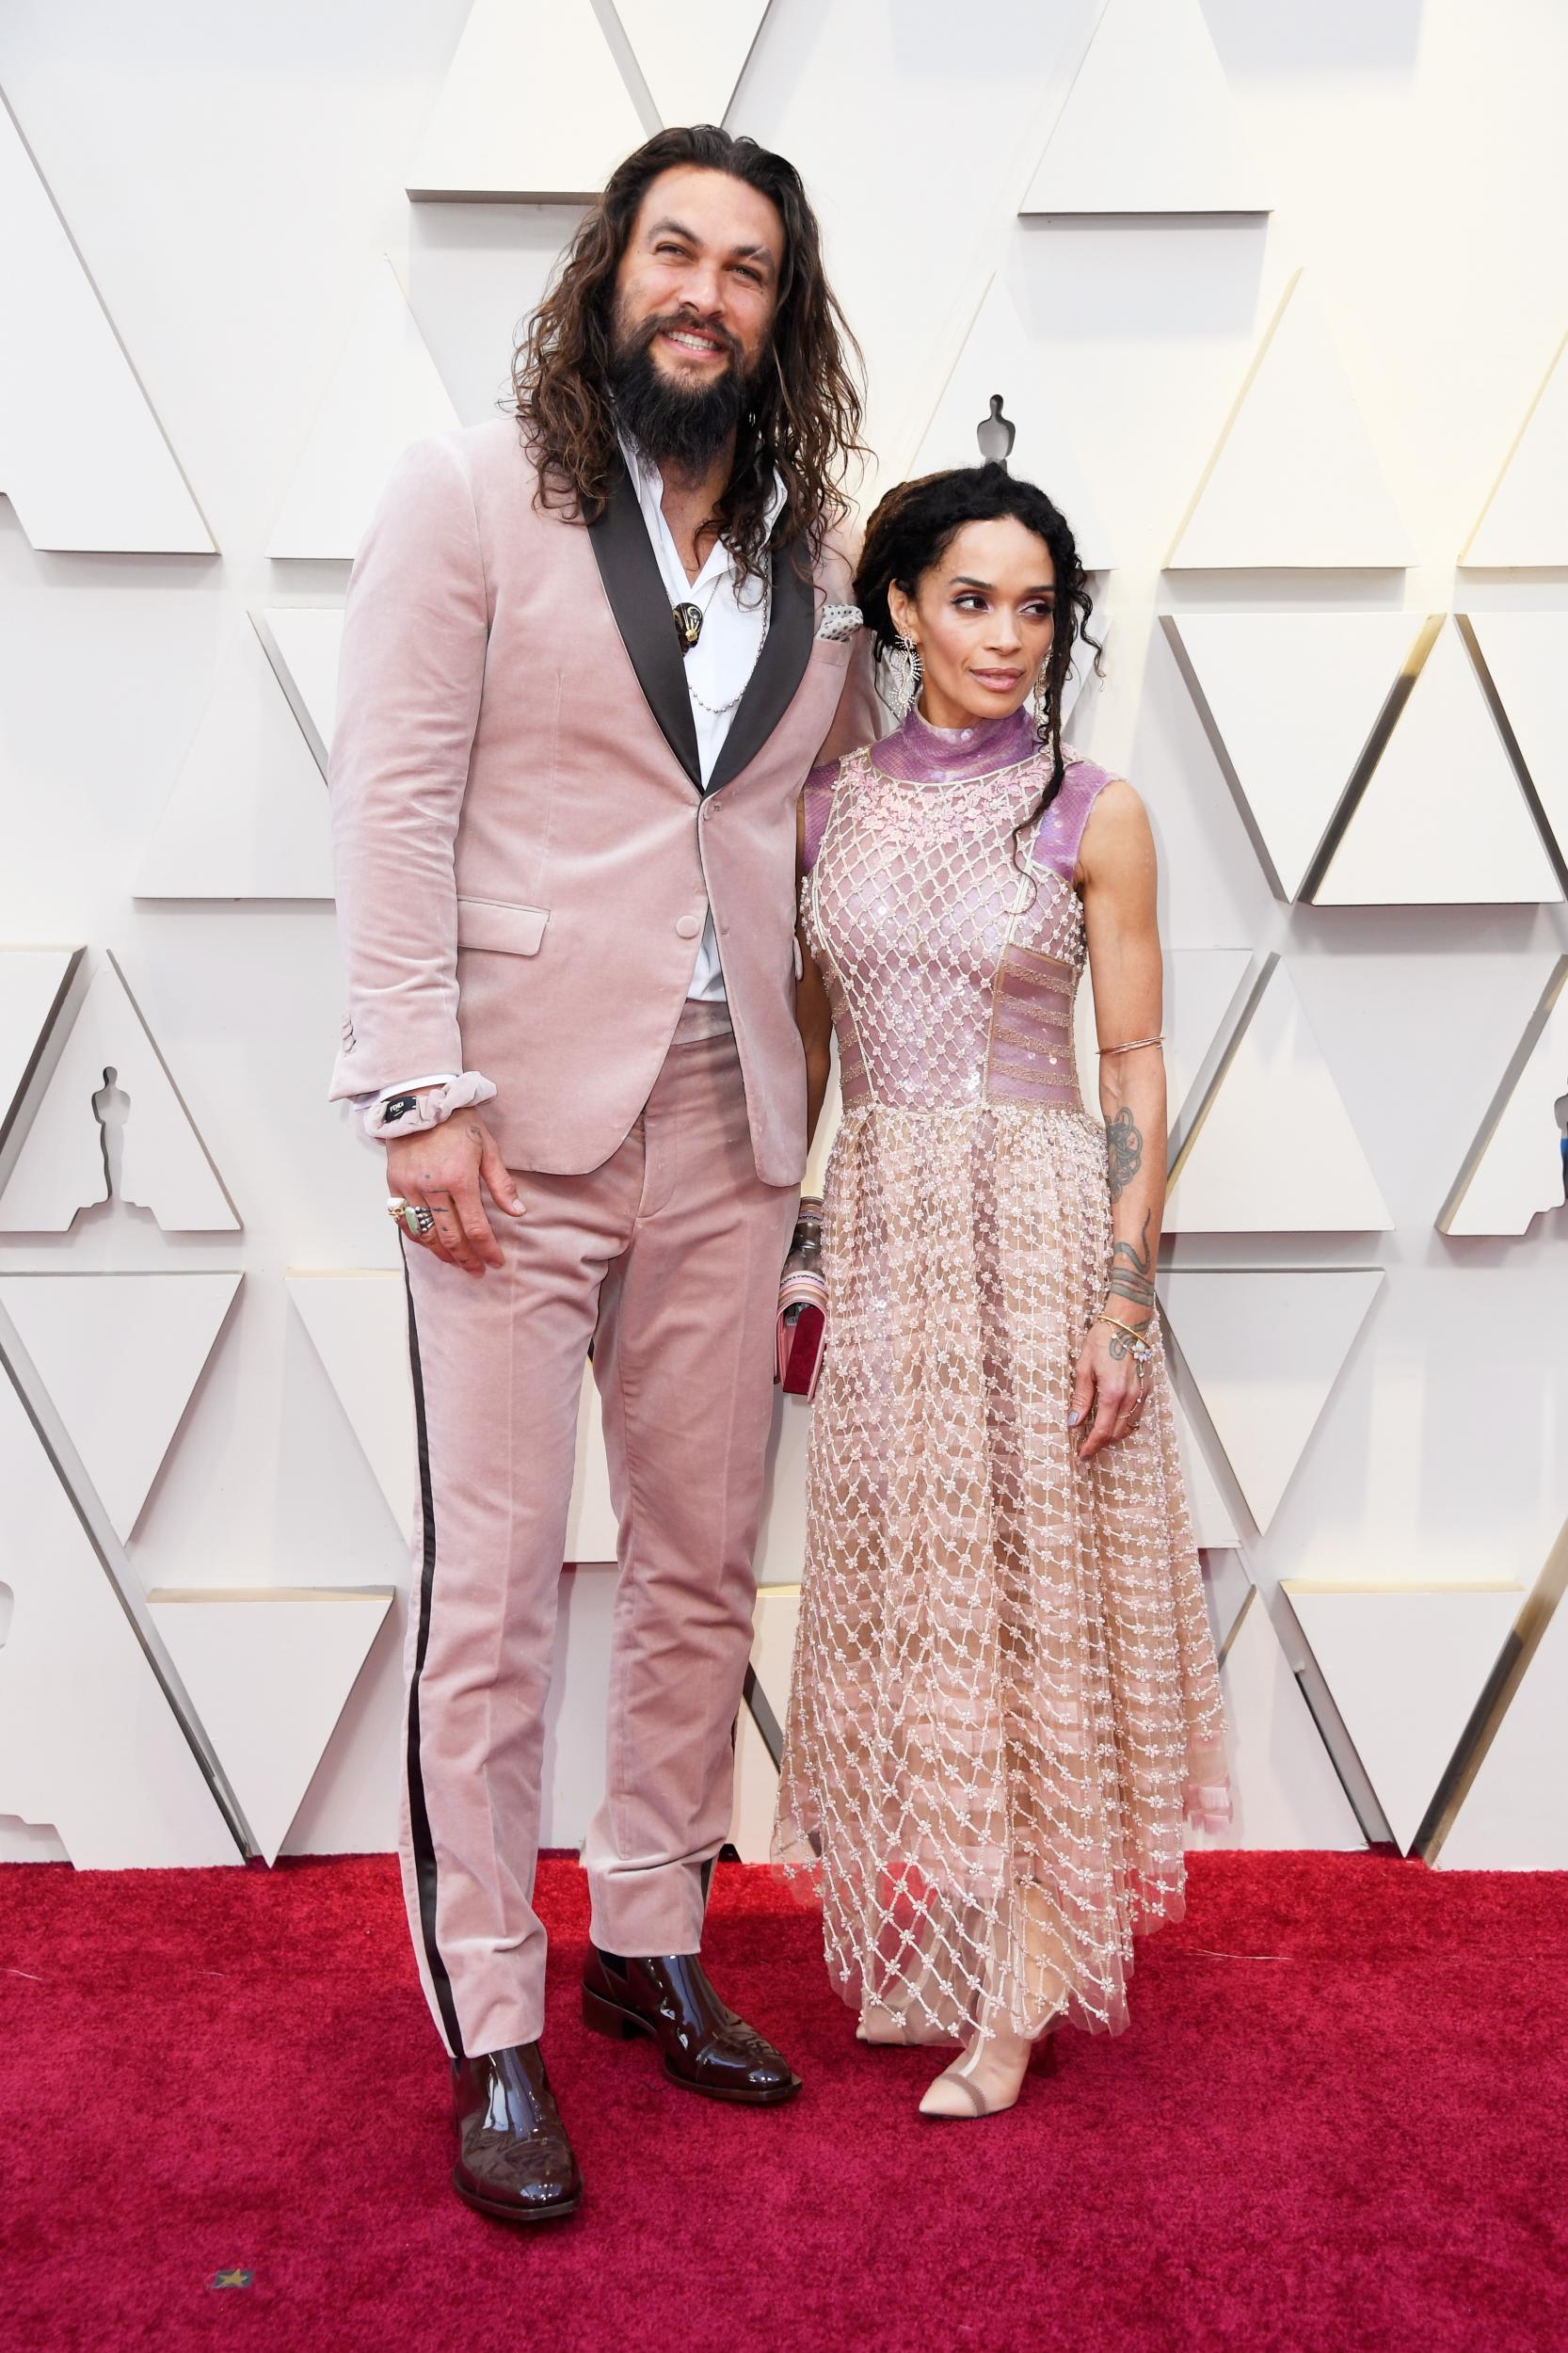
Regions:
[[396, 1003, 797, 2058]]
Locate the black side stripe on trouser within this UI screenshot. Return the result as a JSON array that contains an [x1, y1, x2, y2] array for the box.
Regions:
[[402, 1257, 464, 2059]]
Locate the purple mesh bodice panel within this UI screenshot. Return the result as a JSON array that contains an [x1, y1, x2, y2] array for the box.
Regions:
[[803, 712, 1114, 1115]]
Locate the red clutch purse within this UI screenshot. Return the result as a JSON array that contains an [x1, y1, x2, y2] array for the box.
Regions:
[[776, 1197, 826, 1401]]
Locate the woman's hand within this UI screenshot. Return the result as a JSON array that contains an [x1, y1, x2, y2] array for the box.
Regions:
[[1068, 1320, 1147, 1462], [385, 1112, 523, 1277]]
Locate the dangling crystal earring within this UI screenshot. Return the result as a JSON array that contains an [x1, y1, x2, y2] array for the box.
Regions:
[[1031, 664, 1052, 744], [885, 636, 922, 721]]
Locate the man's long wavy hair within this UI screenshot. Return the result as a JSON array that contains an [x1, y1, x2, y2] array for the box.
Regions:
[[511, 126, 866, 583]]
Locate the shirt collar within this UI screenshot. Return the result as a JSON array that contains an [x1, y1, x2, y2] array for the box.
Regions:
[[616, 425, 788, 556]]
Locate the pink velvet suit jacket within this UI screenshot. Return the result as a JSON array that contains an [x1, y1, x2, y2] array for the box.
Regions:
[[328, 418, 877, 1184]]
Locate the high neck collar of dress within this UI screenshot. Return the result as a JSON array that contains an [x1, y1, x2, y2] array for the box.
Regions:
[[871, 702, 1040, 784]]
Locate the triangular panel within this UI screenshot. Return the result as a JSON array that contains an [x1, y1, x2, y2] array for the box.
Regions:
[[136, 617, 333, 899], [286, 1271, 618, 1558], [268, 258, 460, 560], [0, 955, 240, 1233], [908, 278, 1114, 569], [148, 1588, 392, 1865], [1021, 0, 1268, 216], [0, 947, 81, 1149], [1195, 1591, 1365, 1850], [728, 1585, 797, 1863], [1077, 948, 1256, 1148], [1164, 612, 1421, 898], [1315, 620, 1560, 905], [1463, 610, 1568, 875], [1464, 326, 1568, 567], [1285, 1581, 1522, 1853], [257, 607, 345, 771], [1165, 961, 1392, 1232], [615, 0, 770, 127], [408, 0, 646, 202], [1169, 1389, 1238, 1550], [0, 93, 214, 552], [1440, 957, 1568, 1236], [1160, 1270, 1383, 1532], [0, 1272, 241, 1540], [1168, 271, 1412, 568], [1437, 1590, 1568, 1868], [0, 1367, 238, 1866]]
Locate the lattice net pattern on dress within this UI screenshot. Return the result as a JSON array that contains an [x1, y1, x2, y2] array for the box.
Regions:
[[776, 748, 1229, 2045]]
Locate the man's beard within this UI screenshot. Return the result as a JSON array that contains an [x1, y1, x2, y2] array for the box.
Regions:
[[607, 306, 753, 475]]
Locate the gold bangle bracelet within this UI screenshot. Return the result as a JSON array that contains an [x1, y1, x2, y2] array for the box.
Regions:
[[1098, 1313, 1152, 1344], [1097, 1034, 1164, 1056]]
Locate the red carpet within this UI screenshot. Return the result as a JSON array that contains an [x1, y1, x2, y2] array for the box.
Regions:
[[3, 1852, 1566, 2353]]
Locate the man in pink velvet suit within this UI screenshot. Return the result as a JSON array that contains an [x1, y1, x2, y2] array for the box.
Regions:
[[328, 126, 874, 2222]]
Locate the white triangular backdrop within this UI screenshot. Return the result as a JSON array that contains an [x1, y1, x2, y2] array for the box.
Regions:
[[136, 616, 333, 900], [0, 1366, 238, 1866], [0, 92, 213, 552], [149, 1588, 393, 1865], [1440, 958, 1568, 1237], [1314, 619, 1560, 906], [1463, 325, 1568, 567], [1020, 0, 1268, 216], [0, 1272, 241, 1540], [268, 257, 459, 561], [0, 955, 239, 1234], [1164, 611, 1421, 899], [1285, 1582, 1522, 1853], [908, 276, 1115, 568], [1168, 271, 1412, 568], [1165, 960, 1392, 1233], [408, 0, 645, 202], [1160, 1269, 1384, 1532]]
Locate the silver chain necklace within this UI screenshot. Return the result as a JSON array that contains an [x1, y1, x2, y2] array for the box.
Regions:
[[683, 573, 772, 717]]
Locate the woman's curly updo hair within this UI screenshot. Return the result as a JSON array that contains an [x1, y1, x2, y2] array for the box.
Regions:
[[855, 461, 1101, 834]]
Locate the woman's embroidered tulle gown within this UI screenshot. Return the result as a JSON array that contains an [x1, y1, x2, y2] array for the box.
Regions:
[[775, 706, 1230, 2048]]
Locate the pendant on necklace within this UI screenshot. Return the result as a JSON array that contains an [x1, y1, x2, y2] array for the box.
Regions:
[[673, 600, 704, 654]]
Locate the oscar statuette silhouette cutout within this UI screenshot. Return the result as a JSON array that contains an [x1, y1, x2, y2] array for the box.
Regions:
[[977, 393, 1016, 467]]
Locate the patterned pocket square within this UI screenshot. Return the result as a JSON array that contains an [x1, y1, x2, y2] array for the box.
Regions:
[[816, 602, 862, 642]]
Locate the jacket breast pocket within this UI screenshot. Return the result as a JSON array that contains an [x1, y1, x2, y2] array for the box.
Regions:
[[455, 896, 550, 955], [809, 634, 855, 673]]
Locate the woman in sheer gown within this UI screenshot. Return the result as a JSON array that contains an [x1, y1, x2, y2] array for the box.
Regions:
[[775, 465, 1230, 2121]]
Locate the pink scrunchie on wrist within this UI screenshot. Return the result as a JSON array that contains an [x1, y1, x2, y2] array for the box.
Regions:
[[361, 1072, 497, 1142]]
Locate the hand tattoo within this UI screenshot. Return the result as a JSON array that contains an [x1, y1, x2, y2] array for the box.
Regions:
[[1107, 1107, 1144, 1203]]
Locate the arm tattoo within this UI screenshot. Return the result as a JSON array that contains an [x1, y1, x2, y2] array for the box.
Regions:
[[1106, 1106, 1144, 1203], [1108, 1208, 1156, 1310]]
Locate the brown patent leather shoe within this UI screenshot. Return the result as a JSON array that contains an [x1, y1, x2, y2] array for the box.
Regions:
[[581, 1946, 801, 2104], [450, 2042, 582, 2222]]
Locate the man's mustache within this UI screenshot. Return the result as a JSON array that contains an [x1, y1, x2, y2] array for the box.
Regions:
[[631, 308, 744, 369]]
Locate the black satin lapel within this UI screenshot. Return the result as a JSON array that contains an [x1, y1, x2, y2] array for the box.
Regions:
[[706, 540, 813, 796], [586, 463, 701, 789]]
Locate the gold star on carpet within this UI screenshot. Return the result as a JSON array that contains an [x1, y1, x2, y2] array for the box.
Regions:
[[210, 2269, 253, 2290]]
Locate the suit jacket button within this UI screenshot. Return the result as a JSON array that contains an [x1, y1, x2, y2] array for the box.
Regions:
[[675, 914, 702, 939]]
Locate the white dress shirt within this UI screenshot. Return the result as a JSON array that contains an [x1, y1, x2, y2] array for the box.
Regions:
[[365, 435, 783, 1105], [618, 429, 784, 1001]]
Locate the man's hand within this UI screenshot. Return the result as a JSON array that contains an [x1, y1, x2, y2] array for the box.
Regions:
[[385, 1113, 524, 1276]]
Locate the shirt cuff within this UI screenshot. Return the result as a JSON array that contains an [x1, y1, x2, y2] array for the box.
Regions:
[[360, 1072, 496, 1140]]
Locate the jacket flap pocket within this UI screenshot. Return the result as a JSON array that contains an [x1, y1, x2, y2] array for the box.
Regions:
[[456, 896, 550, 955]]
